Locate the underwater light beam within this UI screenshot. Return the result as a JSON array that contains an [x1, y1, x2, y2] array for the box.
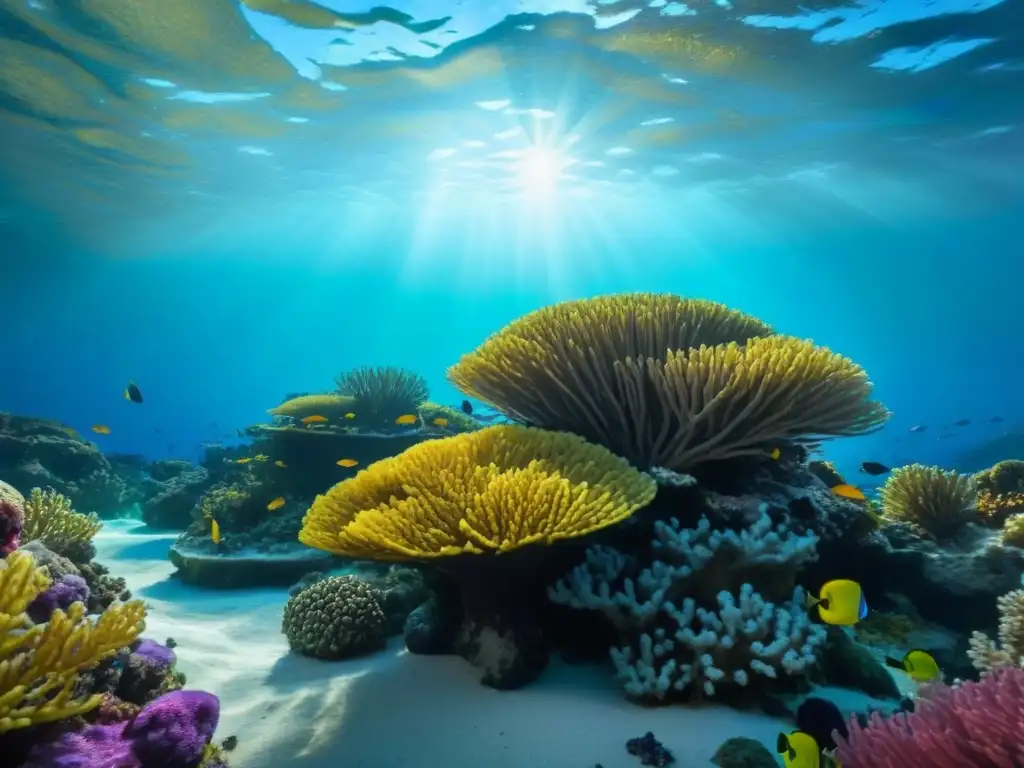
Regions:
[[516, 146, 564, 196]]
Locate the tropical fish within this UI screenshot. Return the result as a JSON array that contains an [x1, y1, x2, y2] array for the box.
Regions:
[[267, 497, 286, 511], [91, 425, 111, 435], [806, 579, 868, 626], [770, 448, 781, 460], [235, 458, 252, 465], [884, 649, 941, 683], [336, 458, 359, 468], [301, 415, 328, 425], [432, 417, 449, 428], [831, 483, 867, 502], [274, 460, 287, 468], [777, 731, 822, 768], [211, 519, 222, 544], [953, 418, 971, 427], [124, 380, 143, 404], [859, 461, 890, 476], [344, 412, 356, 419], [461, 400, 473, 414], [991, 416, 1004, 423], [395, 414, 417, 425], [253, 454, 269, 462], [909, 425, 927, 433]]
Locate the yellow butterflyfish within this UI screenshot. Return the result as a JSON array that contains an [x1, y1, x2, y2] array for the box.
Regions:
[[336, 458, 359, 468], [395, 414, 417, 425], [211, 519, 222, 544], [267, 497, 286, 511], [777, 731, 822, 768], [274, 460, 287, 468], [344, 412, 356, 419], [806, 579, 867, 626], [885, 649, 941, 683], [91, 424, 111, 435], [831, 484, 866, 502]]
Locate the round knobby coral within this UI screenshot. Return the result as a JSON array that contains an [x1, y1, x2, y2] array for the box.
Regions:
[[282, 575, 387, 660], [974, 459, 1024, 496], [879, 464, 976, 538], [448, 294, 888, 470], [299, 424, 658, 561]]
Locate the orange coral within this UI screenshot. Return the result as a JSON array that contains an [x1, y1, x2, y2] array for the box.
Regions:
[[977, 490, 1024, 526]]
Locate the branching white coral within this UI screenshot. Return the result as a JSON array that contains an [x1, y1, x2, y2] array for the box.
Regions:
[[968, 589, 1024, 672]]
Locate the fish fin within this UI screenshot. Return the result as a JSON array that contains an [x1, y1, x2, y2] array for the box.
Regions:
[[776, 733, 789, 754], [883, 656, 904, 670]]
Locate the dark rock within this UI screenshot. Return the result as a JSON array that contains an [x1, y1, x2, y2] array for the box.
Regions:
[[404, 583, 463, 656], [819, 626, 900, 700], [78, 560, 132, 613], [142, 468, 211, 529], [168, 541, 333, 588], [18, 540, 80, 580], [0, 414, 126, 517], [626, 732, 674, 767]]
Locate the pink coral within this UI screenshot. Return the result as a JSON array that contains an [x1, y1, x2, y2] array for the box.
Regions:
[[835, 666, 1024, 767]]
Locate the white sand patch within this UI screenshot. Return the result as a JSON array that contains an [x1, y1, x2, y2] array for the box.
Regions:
[[95, 521, 791, 768]]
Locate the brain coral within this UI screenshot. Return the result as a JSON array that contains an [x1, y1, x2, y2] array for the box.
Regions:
[[282, 575, 388, 660], [448, 294, 888, 471]]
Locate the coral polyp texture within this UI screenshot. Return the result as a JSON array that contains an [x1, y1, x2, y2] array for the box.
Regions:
[[299, 424, 657, 560], [549, 509, 824, 702], [0, 550, 146, 732], [21, 486, 103, 563], [282, 575, 388, 660], [973, 459, 1024, 496], [967, 588, 1024, 672], [835, 666, 1024, 767], [878, 465, 976, 538], [0, 479, 24, 555], [448, 293, 888, 471], [334, 365, 429, 425]]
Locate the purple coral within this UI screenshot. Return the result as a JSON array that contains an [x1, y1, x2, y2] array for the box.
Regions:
[[132, 639, 177, 671], [835, 666, 1024, 767], [27, 573, 90, 623], [25, 690, 221, 768], [0, 498, 22, 555]]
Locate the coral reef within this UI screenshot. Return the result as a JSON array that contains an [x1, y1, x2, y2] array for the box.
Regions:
[[282, 574, 388, 660], [835, 666, 1024, 767], [334, 365, 429, 427], [1002, 511, 1024, 546], [967, 588, 1024, 671], [21, 487, 102, 564], [142, 466, 213, 529], [711, 737, 777, 767], [300, 424, 657, 688], [23, 690, 220, 768], [626, 731, 674, 766], [973, 459, 1024, 496], [879, 465, 976, 538], [0, 414, 126, 517], [448, 294, 888, 471], [549, 509, 824, 703], [0, 550, 146, 732]]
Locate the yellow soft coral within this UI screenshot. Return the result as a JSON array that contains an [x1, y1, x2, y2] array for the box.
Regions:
[[968, 589, 1024, 672], [451, 299, 888, 470], [299, 424, 657, 560], [1003, 512, 1024, 547], [879, 464, 976, 538], [21, 487, 102, 554], [0, 551, 146, 732]]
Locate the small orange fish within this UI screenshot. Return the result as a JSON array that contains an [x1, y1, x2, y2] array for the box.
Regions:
[[832, 483, 867, 502], [395, 414, 418, 425], [301, 415, 328, 425], [274, 460, 287, 468], [432, 417, 449, 427], [770, 448, 781, 460], [344, 412, 356, 420], [211, 519, 222, 544], [267, 497, 286, 511], [336, 458, 359, 468], [235, 458, 252, 465], [91, 425, 111, 435]]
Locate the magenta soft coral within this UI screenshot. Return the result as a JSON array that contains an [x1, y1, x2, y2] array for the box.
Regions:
[[835, 666, 1024, 768]]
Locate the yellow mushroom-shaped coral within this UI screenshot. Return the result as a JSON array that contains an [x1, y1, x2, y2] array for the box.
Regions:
[[0, 550, 146, 732], [299, 424, 657, 561], [268, 394, 356, 420]]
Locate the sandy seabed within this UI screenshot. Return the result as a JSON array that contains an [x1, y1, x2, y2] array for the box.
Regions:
[[95, 520, 799, 768]]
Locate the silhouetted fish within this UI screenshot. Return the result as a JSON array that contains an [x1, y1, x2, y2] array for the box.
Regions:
[[991, 416, 1004, 423], [953, 419, 970, 427], [461, 400, 473, 415], [860, 461, 890, 476], [124, 380, 143, 404], [909, 425, 927, 433]]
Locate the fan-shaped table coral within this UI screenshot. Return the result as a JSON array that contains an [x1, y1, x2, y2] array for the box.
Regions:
[[299, 424, 657, 688], [448, 293, 888, 472]]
